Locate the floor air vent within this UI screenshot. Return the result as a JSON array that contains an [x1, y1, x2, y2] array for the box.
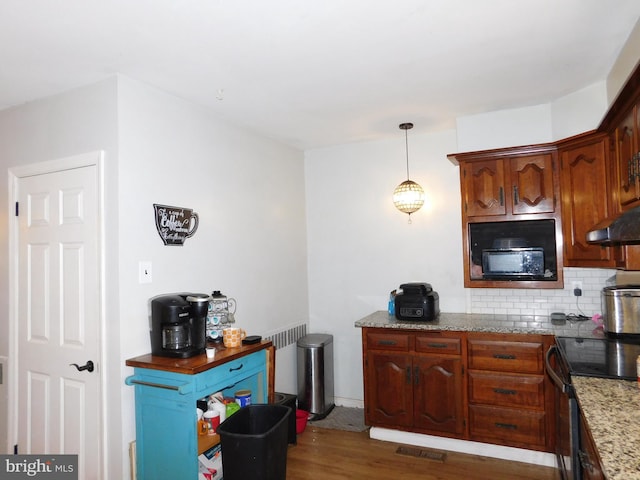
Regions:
[[395, 446, 447, 462]]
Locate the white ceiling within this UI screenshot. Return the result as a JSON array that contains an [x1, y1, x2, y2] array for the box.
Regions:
[[1, 0, 640, 150]]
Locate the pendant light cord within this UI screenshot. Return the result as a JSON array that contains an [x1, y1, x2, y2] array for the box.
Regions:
[[404, 128, 410, 180], [399, 122, 414, 180]]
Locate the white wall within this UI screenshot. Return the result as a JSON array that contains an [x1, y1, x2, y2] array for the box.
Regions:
[[115, 77, 308, 479], [608, 17, 640, 103], [551, 81, 608, 139], [305, 129, 465, 403], [455, 104, 552, 152], [0, 76, 308, 479], [455, 81, 610, 153], [0, 78, 121, 466]]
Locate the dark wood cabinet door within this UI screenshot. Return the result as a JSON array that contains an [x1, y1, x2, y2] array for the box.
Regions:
[[365, 352, 413, 428], [510, 154, 555, 215], [614, 108, 639, 207], [413, 356, 464, 435], [462, 159, 507, 217], [559, 137, 614, 267]]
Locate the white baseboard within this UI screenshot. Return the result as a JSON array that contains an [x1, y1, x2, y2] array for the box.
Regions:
[[334, 397, 364, 408], [370, 427, 557, 468]]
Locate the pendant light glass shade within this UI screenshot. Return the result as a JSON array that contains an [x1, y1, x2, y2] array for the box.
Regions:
[[393, 180, 425, 214], [393, 122, 424, 219]]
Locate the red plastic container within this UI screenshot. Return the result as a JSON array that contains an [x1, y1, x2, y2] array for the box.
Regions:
[[296, 409, 309, 434]]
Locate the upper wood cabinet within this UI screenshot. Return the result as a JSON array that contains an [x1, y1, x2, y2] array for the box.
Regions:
[[558, 133, 615, 268], [447, 62, 640, 280], [449, 146, 563, 289], [612, 103, 640, 208], [457, 149, 556, 219]]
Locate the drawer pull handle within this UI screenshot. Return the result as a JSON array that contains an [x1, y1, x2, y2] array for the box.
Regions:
[[495, 422, 517, 430], [229, 363, 244, 372], [124, 376, 192, 395], [426, 343, 448, 349], [493, 388, 517, 395], [378, 340, 397, 346], [493, 354, 516, 360]]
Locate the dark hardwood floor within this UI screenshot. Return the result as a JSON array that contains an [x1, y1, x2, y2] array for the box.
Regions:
[[287, 426, 560, 479]]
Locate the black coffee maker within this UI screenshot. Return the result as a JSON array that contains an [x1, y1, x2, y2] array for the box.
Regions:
[[150, 293, 209, 358]]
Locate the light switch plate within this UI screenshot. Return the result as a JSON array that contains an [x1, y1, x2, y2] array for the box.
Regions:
[[138, 261, 152, 284]]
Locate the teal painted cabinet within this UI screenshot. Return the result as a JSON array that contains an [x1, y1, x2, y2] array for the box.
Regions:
[[126, 342, 274, 480]]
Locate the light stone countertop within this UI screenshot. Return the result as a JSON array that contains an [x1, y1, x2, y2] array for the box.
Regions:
[[354, 310, 604, 338], [356, 311, 634, 478], [573, 376, 640, 480]]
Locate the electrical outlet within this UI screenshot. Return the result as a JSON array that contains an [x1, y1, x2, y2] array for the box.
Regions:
[[571, 281, 583, 296], [138, 261, 152, 284]]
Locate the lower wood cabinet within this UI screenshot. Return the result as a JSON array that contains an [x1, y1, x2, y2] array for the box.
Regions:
[[467, 332, 554, 451], [363, 329, 464, 437], [362, 327, 555, 452], [579, 414, 605, 480]]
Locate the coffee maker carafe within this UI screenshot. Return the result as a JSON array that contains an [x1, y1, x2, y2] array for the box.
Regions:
[[150, 293, 209, 358]]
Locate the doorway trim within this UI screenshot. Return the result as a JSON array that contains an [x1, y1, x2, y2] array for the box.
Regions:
[[7, 150, 106, 478]]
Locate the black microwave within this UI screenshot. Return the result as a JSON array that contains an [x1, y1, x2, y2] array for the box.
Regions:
[[482, 247, 545, 278]]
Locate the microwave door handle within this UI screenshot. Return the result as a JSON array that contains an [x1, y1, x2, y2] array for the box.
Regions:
[[545, 345, 568, 393]]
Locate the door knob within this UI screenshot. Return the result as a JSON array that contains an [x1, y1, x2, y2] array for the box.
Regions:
[[70, 360, 94, 372]]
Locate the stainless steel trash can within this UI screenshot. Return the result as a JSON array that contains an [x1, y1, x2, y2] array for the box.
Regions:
[[297, 333, 334, 420]]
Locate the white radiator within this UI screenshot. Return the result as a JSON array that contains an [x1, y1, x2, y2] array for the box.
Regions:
[[264, 324, 307, 350]]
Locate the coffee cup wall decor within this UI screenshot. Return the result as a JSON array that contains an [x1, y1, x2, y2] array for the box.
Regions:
[[153, 204, 199, 246]]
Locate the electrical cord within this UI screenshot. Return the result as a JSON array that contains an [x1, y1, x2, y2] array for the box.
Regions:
[[565, 294, 590, 321], [566, 313, 590, 322]]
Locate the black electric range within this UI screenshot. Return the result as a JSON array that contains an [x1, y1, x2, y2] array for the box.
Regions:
[[556, 335, 640, 380]]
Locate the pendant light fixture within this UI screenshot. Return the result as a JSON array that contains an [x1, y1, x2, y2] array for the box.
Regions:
[[393, 122, 424, 223]]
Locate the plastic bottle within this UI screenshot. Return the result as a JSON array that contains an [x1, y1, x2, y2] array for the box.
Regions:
[[388, 289, 396, 315]]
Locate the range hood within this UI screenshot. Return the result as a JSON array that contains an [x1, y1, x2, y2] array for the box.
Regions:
[[586, 206, 640, 244]]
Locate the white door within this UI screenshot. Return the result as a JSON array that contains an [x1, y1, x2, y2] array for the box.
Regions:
[[14, 158, 102, 479]]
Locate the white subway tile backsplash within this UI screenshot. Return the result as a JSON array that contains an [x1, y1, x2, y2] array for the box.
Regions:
[[467, 267, 616, 317]]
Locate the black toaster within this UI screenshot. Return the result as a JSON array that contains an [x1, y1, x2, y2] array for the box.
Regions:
[[394, 282, 439, 321]]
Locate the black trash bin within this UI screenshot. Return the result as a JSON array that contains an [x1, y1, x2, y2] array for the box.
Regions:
[[217, 404, 291, 480], [272, 392, 297, 444]]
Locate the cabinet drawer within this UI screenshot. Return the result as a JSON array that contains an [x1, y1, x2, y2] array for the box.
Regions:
[[469, 404, 546, 449], [468, 339, 543, 374], [195, 350, 265, 393], [366, 332, 410, 351], [415, 335, 461, 355], [468, 371, 544, 409]]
